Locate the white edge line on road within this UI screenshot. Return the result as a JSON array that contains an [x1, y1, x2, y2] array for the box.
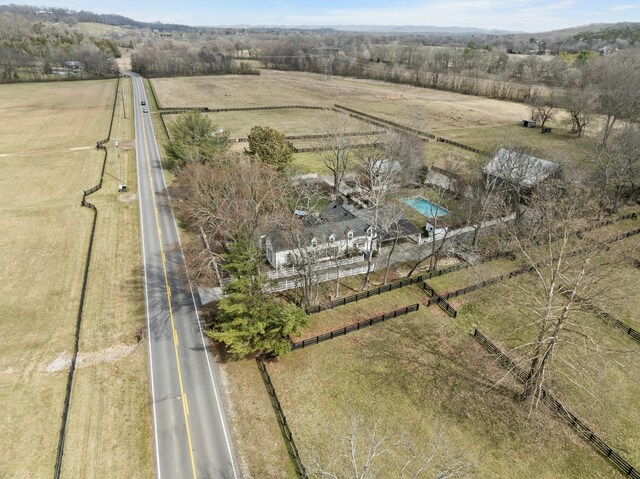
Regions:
[[143, 78, 239, 479], [130, 73, 163, 479]]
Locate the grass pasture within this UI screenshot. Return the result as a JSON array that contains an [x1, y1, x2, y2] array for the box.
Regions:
[[588, 235, 640, 330], [451, 271, 640, 466], [173, 108, 371, 140], [0, 79, 116, 153], [151, 71, 595, 176], [438, 123, 594, 165], [150, 71, 530, 132], [0, 80, 116, 477], [265, 304, 616, 478], [221, 219, 640, 477], [0, 78, 150, 477]]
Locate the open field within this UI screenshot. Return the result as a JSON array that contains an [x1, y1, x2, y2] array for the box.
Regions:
[[266, 305, 617, 478], [74, 22, 130, 35], [217, 349, 296, 479], [438, 123, 594, 165], [0, 79, 116, 152], [0, 78, 150, 477], [151, 71, 530, 132], [0, 80, 115, 476], [151, 71, 597, 177]]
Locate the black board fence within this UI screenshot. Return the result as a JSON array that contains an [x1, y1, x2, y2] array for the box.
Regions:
[[302, 218, 638, 317], [572, 296, 640, 344], [233, 130, 382, 143], [54, 76, 120, 479], [334, 104, 433, 141], [257, 357, 308, 478], [432, 224, 640, 304], [421, 282, 457, 317], [473, 330, 640, 479], [306, 251, 516, 315], [306, 275, 429, 314], [334, 104, 484, 154], [292, 304, 420, 350], [147, 77, 164, 109]]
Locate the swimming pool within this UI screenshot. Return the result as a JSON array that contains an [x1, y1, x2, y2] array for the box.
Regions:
[[403, 196, 449, 217]]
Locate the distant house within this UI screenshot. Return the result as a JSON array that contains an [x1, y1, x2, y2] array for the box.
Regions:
[[64, 61, 83, 72], [599, 45, 618, 56], [263, 201, 422, 269], [520, 119, 536, 128], [483, 148, 561, 190]]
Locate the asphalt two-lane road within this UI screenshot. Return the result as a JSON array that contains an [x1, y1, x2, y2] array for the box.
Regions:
[[128, 72, 239, 479]]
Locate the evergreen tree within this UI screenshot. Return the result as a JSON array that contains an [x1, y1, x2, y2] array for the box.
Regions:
[[164, 110, 230, 171], [246, 125, 294, 170], [208, 234, 307, 357]]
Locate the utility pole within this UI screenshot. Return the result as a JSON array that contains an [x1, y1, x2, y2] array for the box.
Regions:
[[115, 139, 120, 181], [121, 87, 126, 119]]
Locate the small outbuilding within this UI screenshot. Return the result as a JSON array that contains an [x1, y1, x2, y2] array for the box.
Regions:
[[483, 148, 561, 190], [520, 119, 536, 128]]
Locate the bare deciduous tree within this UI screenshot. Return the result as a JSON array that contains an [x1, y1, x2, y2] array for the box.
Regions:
[[529, 92, 557, 132], [587, 126, 640, 213], [310, 416, 477, 479], [498, 179, 629, 407], [172, 155, 291, 283], [586, 54, 640, 146], [560, 78, 595, 138], [318, 113, 362, 194]]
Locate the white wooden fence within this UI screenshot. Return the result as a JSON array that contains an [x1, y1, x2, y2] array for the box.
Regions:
[[267, 254, 366, 280], [268, 262, 375, 293]]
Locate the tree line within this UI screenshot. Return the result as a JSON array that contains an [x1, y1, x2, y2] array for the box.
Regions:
[[0, 11, 118, 82]]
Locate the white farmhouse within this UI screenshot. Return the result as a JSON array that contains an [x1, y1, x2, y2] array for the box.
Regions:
[[263, 201, 422, 269]]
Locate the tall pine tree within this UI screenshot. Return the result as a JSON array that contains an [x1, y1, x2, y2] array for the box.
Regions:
[[208, 233, 307, 357]]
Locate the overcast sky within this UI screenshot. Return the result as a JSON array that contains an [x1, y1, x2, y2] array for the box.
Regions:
[[4, 0, 640, 32]]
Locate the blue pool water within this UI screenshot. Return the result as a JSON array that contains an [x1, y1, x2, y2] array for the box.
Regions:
[[403, 196, 449, 217]]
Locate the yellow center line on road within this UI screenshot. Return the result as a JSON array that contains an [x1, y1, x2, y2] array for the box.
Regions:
[[140, 97, 198, 479]]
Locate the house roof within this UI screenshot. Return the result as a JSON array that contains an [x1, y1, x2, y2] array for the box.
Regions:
[[319, 201, 358, 222], [483, 148, 560, 187], [267, 201, 420, 252]]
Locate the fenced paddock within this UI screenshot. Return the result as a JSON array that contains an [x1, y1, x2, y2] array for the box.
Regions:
[[449, 274, 640, 467], [291, 304, 419, 350], [473, 330, 640, 479], [260, 307, 617, 478], [0, 78, 140, 478], [162, 106, 371, 140], [148, 71, 535, 132]]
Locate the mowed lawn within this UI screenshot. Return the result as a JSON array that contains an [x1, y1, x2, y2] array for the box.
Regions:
[[266, 303, 616, 478], [0, 78, 150, 477]]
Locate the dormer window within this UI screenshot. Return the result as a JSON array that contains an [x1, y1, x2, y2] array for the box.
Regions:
[[311, 238, 317, 248]]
